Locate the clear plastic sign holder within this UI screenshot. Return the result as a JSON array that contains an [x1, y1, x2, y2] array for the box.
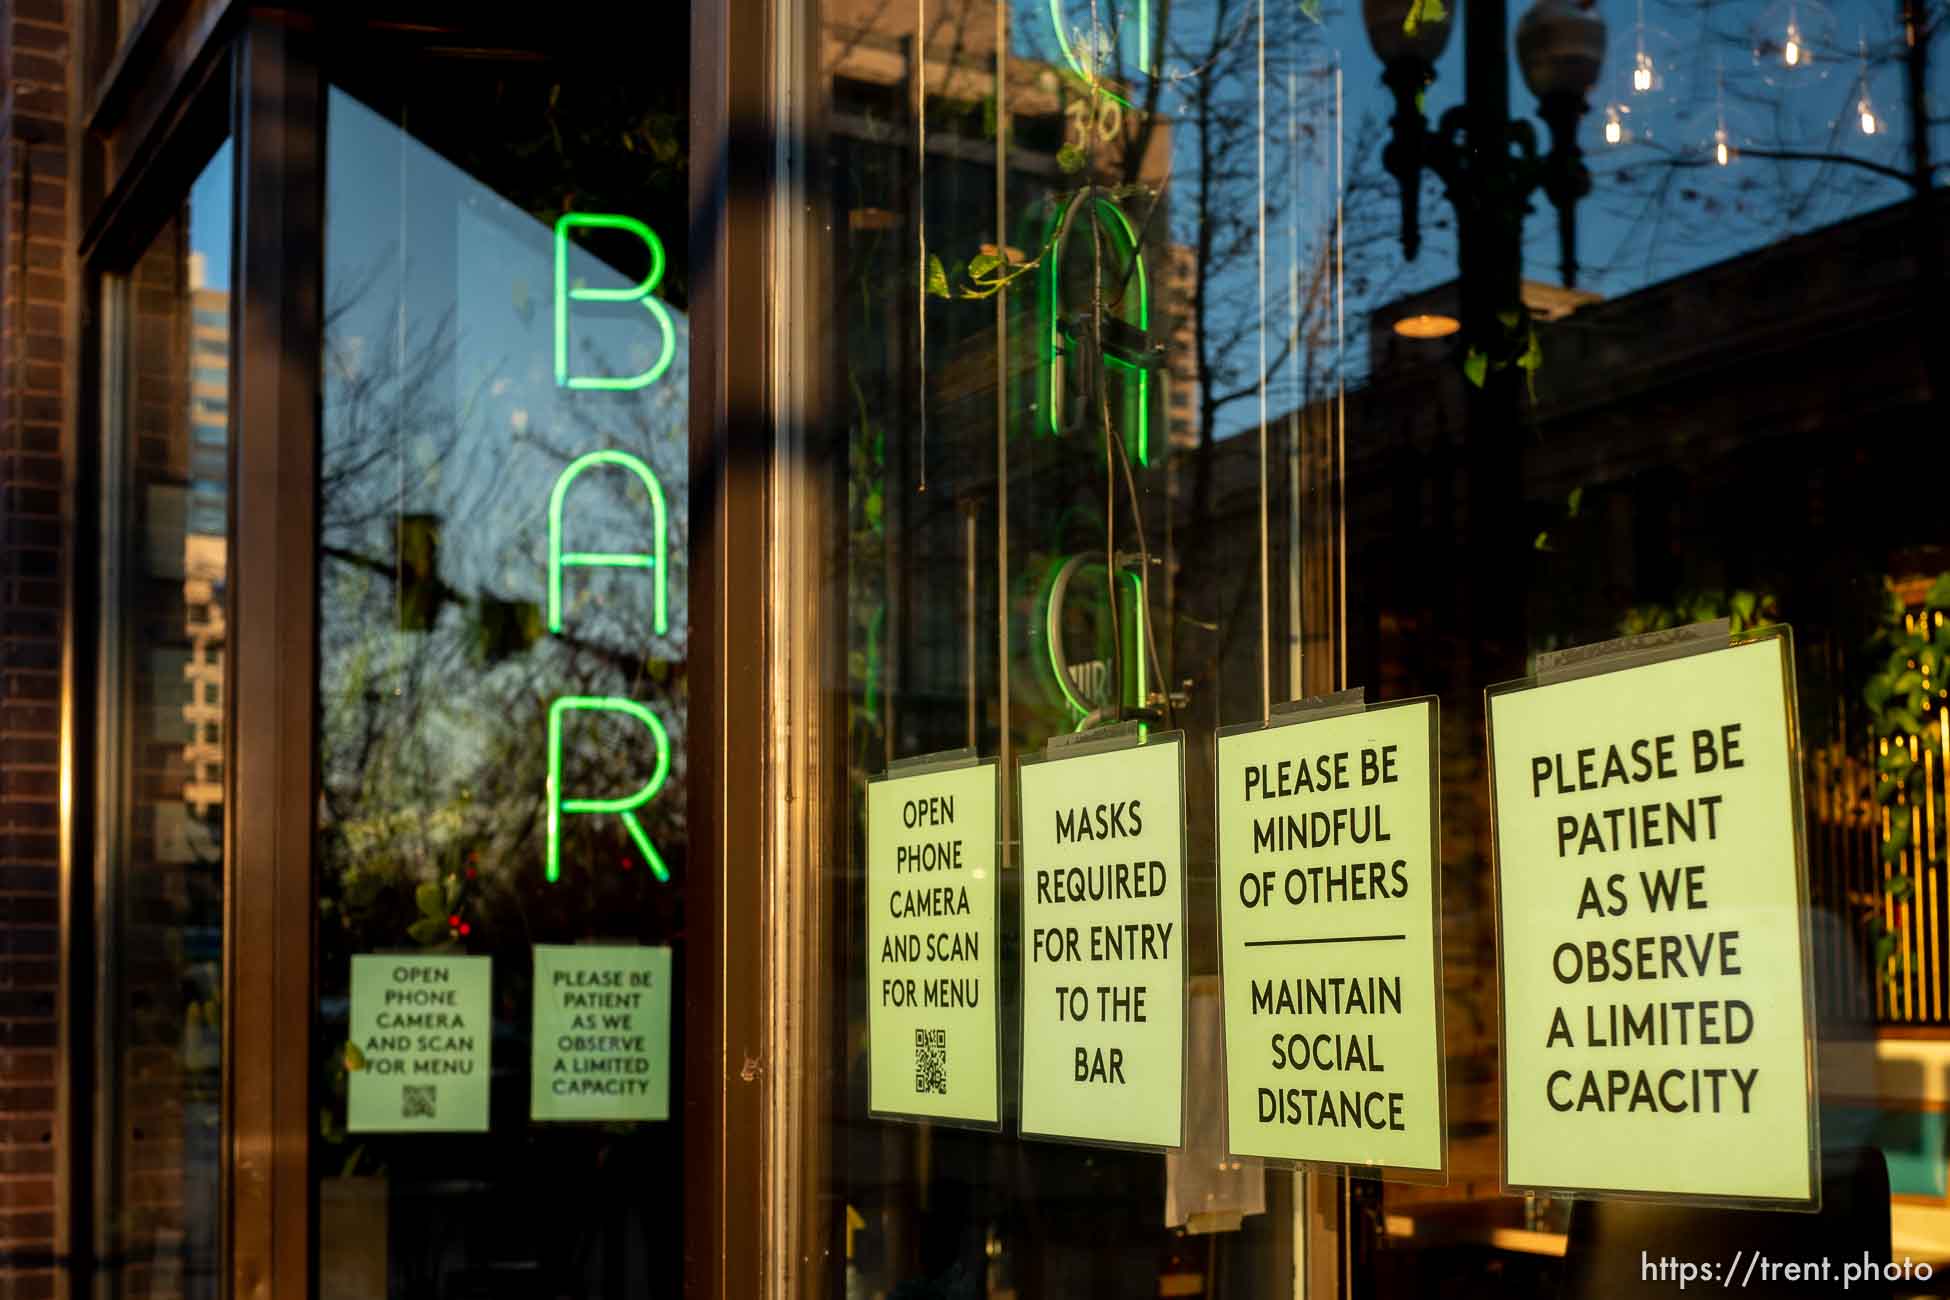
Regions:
[[1016, 722, 1190, 1152], [867, 746, 1005, 1131], [1214, 687, 1450, 1187], [1486, 619, 1822, 1211]]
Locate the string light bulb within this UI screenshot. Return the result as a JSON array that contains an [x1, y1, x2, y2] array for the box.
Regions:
[[1605, 109, 1624, 145], [1784, 24, 1802, 66], [1715, 127, 1731, 165], [1633, 52, 1654, 92], [1855, 32, 1878, 136]]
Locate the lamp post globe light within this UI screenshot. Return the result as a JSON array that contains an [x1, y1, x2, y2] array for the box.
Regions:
[[1365, 0, 1606, 319]]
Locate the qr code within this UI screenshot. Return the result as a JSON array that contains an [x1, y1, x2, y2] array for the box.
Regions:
[[914, 1028, 947, 1095], [402, 1085, 437, 1119]]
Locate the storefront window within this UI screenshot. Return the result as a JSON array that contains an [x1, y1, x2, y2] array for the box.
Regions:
[[310, 34, 690, 1296], [103, 140, 231, 1300], [810, 0, 1950, 1295]]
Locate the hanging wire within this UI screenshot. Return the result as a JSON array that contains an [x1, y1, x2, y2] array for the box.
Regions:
[[915, 0, 929, 493], [1255, 0, 1271, 719]]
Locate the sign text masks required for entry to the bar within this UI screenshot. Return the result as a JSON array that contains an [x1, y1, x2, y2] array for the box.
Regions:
[[1019, 736, 1186, 1148], [867, 762, 1000, 1123], [1217, 700, 1444, 1171], [1491, 636, 1816, 1203]]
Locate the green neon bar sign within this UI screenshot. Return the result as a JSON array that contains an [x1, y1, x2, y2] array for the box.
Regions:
[[1047, 0, 1154, 105], [547, 696, 672, 883], [554, 213, 677, 391], [1043, 195, 1151, 466], [547, 449, 669, 637]]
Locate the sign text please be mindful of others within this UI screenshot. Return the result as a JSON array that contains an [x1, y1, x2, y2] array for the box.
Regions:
[[1217, 698, 1445, 1174], [1490, 634, 1817, 1204]]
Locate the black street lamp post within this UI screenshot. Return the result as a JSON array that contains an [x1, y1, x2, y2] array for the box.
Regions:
[[1366, 0, 1605, 335], [1362, 0, 1605, 684]]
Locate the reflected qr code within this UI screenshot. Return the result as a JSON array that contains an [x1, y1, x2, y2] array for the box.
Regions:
[[914, 1028, 947, 1095], [402, 1085, 437, 1119]]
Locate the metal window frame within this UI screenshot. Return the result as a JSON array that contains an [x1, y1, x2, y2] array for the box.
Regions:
[[65, 1, 841, 1295], [689, 0, 840, 1294]]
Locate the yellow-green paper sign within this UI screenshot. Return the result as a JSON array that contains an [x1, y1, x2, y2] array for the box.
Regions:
[[1019, 735, 1186, 1148], [867, 761, 1000, 1124], [530, 945, 672, 1122], [1489, 634, 1816, 1204], [348, 953, 492, 1133], [1216, 699, 1445, 1173]]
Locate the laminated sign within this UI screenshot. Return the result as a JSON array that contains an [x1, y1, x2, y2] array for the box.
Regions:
[[867, 758, 1001, 1125], [1019, 732, 1187, 1149], [1488, 630, 1817, 1205], [1216, 697, 1446, 1175], [530, 945, 672, 1122], [348, 953, 493, 1133]]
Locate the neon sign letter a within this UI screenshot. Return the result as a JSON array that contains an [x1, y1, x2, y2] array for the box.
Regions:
[[554, 213, 677, 391], [547, 449, 669, 636]]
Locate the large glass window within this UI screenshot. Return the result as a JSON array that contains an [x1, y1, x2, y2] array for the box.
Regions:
[[311, 30, 690, 1298], [807, 0, 1950, 1295], [103, 141, 232, 1300]]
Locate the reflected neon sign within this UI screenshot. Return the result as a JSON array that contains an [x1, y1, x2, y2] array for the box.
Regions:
[[1047, 0, 1155, 101], [1043, 194, 1151, 466]]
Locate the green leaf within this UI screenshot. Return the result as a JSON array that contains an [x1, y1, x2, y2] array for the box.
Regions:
[[1926, 573, 1950, 610], [1730, 590, 1757, 624], [1874, 931, 1899, 968], [1462, 349, 1488, 388], [925, 254, 950, 300], [1565, 486, 1583, 519], [1533, 531, 1552, 552], [344, 1041, 367, 1072], [1887, 874, 1915, 900], [1057, 143, 1088, 173], [1300, 0, 1322, 21], [407, 917, 449, 946], [1865, 673, 1894, 711], [1497, 310, 1521, 330], [1515, 331, 1542, 401], [415, 881, 445, 919], [1414, 89, 1427, 115], [1403, 0, 1447, 34], [968, 251, 1000, 280]]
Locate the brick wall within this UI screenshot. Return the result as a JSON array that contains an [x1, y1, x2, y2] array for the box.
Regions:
[[0, 0, 71, 1297]]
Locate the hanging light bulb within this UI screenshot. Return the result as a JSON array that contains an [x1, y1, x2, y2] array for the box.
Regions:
[[1715, 127, 1731, 165], [1633, 50, 1654, 93], [1605, 109, 1624, 145], [1855, 32, 1877, 135], [1754, 0, 1836, 87]]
